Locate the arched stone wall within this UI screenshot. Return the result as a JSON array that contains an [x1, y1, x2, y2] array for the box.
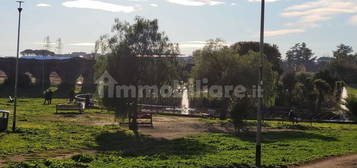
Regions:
[[0, 57, 95, 93]]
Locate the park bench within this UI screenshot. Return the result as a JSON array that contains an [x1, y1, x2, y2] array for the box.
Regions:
[[137, 113, 153, 127], [56, 103, 84, 114], [125, 113, 153, 127]]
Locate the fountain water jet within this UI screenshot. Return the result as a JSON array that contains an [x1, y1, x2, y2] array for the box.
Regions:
[[181, 87, 190, 115]]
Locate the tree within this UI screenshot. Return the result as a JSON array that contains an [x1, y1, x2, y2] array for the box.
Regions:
[[20, 49, 55, 56], [281, 72, 297, 106], [231, 41, 283, 74], [286, 42, 316, 71], [192, 39, 240, 119], [323, 44, 357, 84], [314, 79, 331, 113], [101, 17, 179, 134], [333, 44, 354, 62], [230, 96, 253, 134], [192, 39, 277, 119]]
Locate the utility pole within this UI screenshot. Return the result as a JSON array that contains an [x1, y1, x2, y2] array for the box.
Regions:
[[56, 38, 63, 55], [13, 1, 24, 132], [256, 0, 265, 167]]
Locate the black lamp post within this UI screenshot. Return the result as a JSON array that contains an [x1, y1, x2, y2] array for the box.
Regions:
[[256, 0, 265, 167], [13, 1, 24, 132]]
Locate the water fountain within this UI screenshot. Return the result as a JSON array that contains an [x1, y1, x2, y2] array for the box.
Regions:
[[181, 87, 190, 115], [339, 87, 349, 120]]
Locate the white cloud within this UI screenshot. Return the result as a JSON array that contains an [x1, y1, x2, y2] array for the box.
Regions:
[[265, 29, 305, 37], [166, 0, 224, 6], [150, 3, 159, 7], [37, 3, 51, 7], [283, 0, 357, 28], [179, 41, 207, 48], [69, 43, 95, 46], [349, 15, 357, 25], [231, 3, 237, 6], [179, 41, 230, 49], [62, 0, 139, 13]]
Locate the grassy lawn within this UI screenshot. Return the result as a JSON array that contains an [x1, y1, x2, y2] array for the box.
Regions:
[[347, 86, 357, 96], [1, 98, 357, 168]]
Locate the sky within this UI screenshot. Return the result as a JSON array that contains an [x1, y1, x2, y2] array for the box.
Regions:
[[0, 0, 357, 59]]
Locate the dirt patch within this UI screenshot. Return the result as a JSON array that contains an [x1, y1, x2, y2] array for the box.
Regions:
[[0, 160, 5, 168], [55, 113, 117, 126], [291, 154, 357, 168], [0, 149, 97, 167], [138, 116, 296, 139], [138, 116, 233, 139]]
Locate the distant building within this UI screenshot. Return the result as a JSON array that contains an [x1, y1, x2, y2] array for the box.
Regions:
[[317, 57, 335, 64], [178, 56, 194, 64]]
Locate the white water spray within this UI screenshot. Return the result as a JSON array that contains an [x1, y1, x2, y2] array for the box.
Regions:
[[181, 87, 190, 115]]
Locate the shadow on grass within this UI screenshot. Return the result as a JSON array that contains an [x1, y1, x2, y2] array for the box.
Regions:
[[94, 131, 216, 157], [234, 131, 338, 143]]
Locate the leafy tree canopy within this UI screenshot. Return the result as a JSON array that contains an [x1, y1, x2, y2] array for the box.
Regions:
[[286, 42, 316, 69]]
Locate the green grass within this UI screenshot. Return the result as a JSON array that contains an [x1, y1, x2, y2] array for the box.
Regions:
[[347, 86, 357, 96], [1, 98, 357, 168]]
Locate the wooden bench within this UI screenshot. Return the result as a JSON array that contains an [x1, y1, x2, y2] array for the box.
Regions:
[[56, 103, 84, 114], [127, 113, 153, 127]]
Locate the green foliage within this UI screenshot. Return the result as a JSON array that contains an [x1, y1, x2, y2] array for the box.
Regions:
[[346, 95, 357, 121], [192, 39, 278, 119], [278, 71, 342, 116], [97, 17, 180, 132], [286, 42, 316, 71], [93, 56, 108, 79], [347, 87, 357, 96], [230, 98, 253, 133], [8, 125, 357, 168], [231, 41, 283, 74], [333, 44, 354, 62], [322, 44, 357, 84]]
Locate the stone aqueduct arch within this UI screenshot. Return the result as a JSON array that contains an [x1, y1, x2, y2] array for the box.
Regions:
[[0, 57, 95, 92]]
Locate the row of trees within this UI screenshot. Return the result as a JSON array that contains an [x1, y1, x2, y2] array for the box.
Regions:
[[277, 71, 343, 116], [95, 17, 356, 133], [20, 49, 55, 56]]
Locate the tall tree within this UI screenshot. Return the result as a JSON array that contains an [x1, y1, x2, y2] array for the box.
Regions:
[[102, 17, 179, 134], [231, 42, 283, 74], [192, 39, 277, 119], [314, 79, 331, 113], [333, 44, 356, 64], [286, 42, 316, 71]]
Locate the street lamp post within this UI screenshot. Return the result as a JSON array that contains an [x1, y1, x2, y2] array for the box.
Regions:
[[13, 1, 24, 132], [256, 0, 265, 167]]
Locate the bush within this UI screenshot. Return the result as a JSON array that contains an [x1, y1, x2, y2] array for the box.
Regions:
[[346, 95, 357, 121], [230, 98, 253, 134]]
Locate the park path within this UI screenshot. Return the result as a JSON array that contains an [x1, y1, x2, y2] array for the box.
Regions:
[[293, 154, 357, 168]]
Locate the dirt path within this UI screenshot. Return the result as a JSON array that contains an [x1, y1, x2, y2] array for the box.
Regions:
[[292, 154, 357, 168], [139, 116, 233, 139]]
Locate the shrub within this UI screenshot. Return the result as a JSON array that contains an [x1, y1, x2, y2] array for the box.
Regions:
[[230, 98, 253, 134], [346, 95, 357, 121]]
